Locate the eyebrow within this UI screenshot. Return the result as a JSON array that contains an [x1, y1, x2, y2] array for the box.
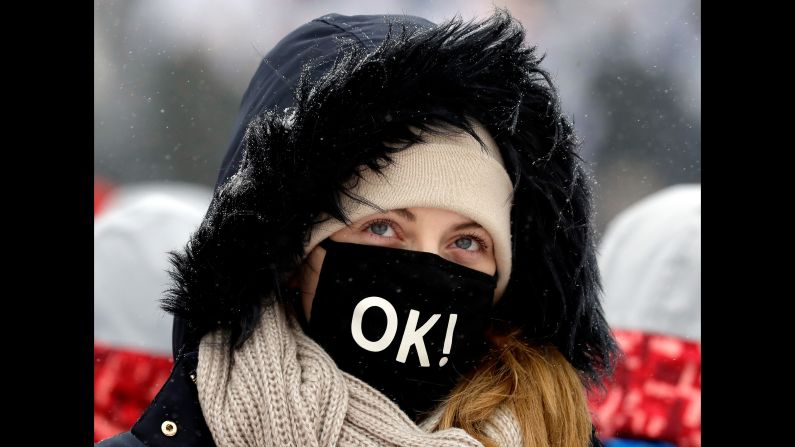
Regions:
[[451, 222, 484, 232], [392, 208, 416, 222], [390, 209, 485, 232]]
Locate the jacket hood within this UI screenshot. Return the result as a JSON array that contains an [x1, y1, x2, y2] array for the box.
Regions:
[[164, 11, 617, 383], [214, 13, 434, 191]]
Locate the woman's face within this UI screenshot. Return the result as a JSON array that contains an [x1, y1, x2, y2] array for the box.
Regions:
[[296, 207, 497, 321]]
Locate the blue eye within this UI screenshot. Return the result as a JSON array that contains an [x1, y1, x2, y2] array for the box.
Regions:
[[370, 222, 390, 235], [455, 237, 475, 250], [453, 234, 488, 253], [367, 220, 396, 237]]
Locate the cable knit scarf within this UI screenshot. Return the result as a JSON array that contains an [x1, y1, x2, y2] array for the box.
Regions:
[[196, 302, 524, 447]]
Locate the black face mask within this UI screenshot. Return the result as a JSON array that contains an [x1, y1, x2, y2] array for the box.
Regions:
[[304, 238, 496, 421]]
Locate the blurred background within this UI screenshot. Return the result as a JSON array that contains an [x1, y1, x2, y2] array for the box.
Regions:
[[94, 2, 700, 444], [94, 0, 700, 233]]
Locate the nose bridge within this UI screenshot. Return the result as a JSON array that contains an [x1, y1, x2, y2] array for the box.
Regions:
[[413, 230, 442, 255]]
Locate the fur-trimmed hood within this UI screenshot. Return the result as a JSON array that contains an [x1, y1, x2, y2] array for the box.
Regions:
[[163, 11, 617, 384]]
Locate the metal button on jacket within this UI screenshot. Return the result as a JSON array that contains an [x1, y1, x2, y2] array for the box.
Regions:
[[161, 421, 178, 437]]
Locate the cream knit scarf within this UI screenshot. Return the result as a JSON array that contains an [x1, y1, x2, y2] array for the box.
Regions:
[[196, 302, 524, 447]]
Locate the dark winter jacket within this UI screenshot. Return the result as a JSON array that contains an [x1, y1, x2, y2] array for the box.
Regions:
[[96, 11, 616, 446]]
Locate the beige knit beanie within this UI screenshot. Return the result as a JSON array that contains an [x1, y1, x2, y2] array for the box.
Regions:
[[305, 123, 514, 299]]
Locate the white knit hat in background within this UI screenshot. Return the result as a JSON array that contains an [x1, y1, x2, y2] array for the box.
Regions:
[[598, 184, 701, 340], [305, 123, 515, 299], [94, 182, 213, 354]]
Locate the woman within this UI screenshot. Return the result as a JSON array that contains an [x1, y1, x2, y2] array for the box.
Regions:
[[97, 10, 617, 447]]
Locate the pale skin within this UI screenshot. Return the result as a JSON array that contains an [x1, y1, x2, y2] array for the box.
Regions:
[[292, 207, 498, 321]]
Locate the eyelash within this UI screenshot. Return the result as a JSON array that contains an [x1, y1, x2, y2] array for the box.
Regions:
[[359, 218, 489, 253]]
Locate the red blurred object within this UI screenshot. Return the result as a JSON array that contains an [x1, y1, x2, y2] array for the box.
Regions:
[[94, 342, 174, 443], [589, 329, 701, 447], [94, 177, 115, 216]]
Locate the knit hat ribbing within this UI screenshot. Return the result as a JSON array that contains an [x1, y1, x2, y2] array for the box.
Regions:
[[305, 124, 514, 299]]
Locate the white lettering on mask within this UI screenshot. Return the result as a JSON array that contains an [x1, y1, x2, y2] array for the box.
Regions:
[[350, 296, 399, 352], [396, 310, 441, 366], [349, 297, 458, 367]]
